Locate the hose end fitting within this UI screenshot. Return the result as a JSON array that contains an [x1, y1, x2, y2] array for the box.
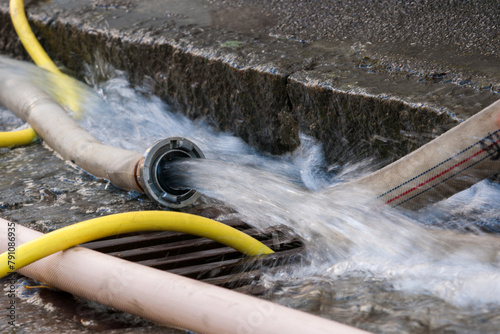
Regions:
[[138, 137, 204, 208]]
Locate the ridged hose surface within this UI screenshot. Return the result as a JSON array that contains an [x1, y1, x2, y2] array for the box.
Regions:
[[0, 127, 37, 147], [0, 211, 274, 278]]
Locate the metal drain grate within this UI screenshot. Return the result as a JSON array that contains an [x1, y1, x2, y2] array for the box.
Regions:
[[82, 217, 304, 292]]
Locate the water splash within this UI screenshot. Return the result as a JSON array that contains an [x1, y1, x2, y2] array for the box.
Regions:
[[168, 156, 500, 333], [3, 55, 500, 331], [169, 157, 500, 300]]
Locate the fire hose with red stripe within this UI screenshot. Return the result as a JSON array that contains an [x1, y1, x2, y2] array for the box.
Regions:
[[352, 99, 500, 210]]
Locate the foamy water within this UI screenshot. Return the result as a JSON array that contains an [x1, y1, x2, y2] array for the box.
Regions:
[[79, 60, 500, 310], [2, 55, 500, 331], [169, 158, 500, 307]]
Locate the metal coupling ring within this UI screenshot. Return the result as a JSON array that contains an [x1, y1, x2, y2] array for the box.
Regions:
[[140, 137, 204, 208]]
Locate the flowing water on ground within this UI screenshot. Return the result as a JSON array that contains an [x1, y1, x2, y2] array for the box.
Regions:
[[2, 56, 500, 333]]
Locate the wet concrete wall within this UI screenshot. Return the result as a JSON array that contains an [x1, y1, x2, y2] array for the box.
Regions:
[[1, 0, 499, 164], [1, 2, 499, 331], [0, 9, 299, 154], [287, 79, 453, 164]]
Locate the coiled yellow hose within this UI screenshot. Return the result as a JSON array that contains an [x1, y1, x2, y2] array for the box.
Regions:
[[10, 0, 82, 117], [0, 211, 274, 278], [0, 127, 37, 147]]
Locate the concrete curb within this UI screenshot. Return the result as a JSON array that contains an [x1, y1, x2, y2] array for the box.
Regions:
[[1, 1, 498, 163]]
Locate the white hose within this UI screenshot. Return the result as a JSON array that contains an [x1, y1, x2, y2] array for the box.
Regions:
[[0, 218, 369, 334], [0, 71, 143, 192], [353, 99, 500, 210], [0, 59, 205, 207], [2, 58, 499, 210]]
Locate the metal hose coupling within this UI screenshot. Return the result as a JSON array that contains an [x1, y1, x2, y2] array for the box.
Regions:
[[137, 137, 205, 208]]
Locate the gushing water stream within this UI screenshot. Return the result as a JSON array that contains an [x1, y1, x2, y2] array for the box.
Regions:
[[170, 159, 500, 302], [2, 56, 500, 332]]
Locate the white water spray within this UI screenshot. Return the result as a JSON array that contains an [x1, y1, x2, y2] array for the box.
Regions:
[[3, 55, 500, 330]]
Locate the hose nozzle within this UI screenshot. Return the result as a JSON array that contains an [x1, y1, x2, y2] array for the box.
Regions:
[[138, 137, 204, 208]]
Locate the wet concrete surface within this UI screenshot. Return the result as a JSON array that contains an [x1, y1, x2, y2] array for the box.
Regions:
[[0, 136, 249, 333], [1, 1, 500, 333], [0, 142, 158, 230], [0, 144, 178, 333], [1, 0, 499, 163], [0, 275, 185, 334]]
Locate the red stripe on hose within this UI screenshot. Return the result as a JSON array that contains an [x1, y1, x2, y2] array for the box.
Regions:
[[385, 147, 487, 205]]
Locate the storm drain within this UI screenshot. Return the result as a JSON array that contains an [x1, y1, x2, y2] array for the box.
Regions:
[[82, 217, 304, 293]]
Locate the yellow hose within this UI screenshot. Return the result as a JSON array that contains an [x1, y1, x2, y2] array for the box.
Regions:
[[9, 0, 82, 117], [4, 2, 274, 282], [0, 211, 274, 278], [0, 127, 37, 147]]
